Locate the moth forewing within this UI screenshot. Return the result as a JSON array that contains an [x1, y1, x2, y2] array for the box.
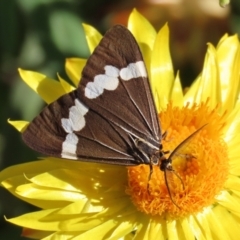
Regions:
[[22, 25, 161, 166]]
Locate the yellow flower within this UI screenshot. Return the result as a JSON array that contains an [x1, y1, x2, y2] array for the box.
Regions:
[[1, 9, 240, 239]]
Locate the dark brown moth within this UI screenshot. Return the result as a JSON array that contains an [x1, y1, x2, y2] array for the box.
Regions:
[[22, 25, 202, 206]]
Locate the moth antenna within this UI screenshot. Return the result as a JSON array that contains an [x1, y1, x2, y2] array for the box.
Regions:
[[163, 170, 181, 209], [162, 131, 167, 140]]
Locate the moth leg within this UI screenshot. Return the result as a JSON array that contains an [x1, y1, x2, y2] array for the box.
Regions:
[[147, 164, 153, 194], [172, 170, 185, 191], [162, 131, 167, 140]]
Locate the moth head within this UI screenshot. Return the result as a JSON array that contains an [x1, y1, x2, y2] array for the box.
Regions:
[[160, 159, 173, 172]]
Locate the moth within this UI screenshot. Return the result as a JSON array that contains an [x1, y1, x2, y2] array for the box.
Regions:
[[22, 25, 201, 206]]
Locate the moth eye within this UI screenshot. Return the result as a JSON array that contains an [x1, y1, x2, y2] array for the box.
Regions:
[[160, 159, 170, 171]]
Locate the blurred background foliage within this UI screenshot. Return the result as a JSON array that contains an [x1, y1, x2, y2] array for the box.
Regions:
[[0, 0, 239, 239]]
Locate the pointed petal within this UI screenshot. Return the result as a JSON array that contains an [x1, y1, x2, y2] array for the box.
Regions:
[[179, 218, 195, 240], [166, 220, 179, 240], [57, 74, 75, 93], [128, 9, 156, 73], [195, 209, 215, 240], [216, 35, 240, 110], [28, 169, 82, 192], [223, 105, 240, 145], [184, 44, 221, 108], [107, 214, 137, 239], [151, 23, 174, 110], [8, 119, 29, 133], [42, 232, 77, 239], [0, 160, 75, 209], [224, 175, 240, 194], [212, 205, 240, 239], [134, 217, 155, 240], [183, 75, 201, 106], [216, 191, 240, 217], [170, 71, 184, 107], [148, 218, 165, 240], [65, 58, 87, 86], [6, 209, 60, 231], [223, 107, 240, 175], [0, 160, 58, 183], [82, 24, 102, 54], [57, 199, 100, 215], [205, 206, 232, 239], [16, 183, 82, 202], [18, 69, 65, 104]]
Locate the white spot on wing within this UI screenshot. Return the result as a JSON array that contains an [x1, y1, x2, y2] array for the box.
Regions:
[[105, 65, 119, 77], [84, 61, 147, 99], [61, 133, 78, 159], [85, 66, 119, 99], [61, 99, 89, 159], [61, 99, 88, 133], [120, 61, 147, 80]]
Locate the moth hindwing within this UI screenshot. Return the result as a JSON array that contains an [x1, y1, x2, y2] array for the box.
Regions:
[[22, 25, 162, 166]]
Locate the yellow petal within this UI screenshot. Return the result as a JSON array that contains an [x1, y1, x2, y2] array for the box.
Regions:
[[213, 205, 240, 239], [7, 119, 29, 133], [0, 160, 61, 187], [0, 160, 74, 209], [106, 214, 137, 239], [6, 209, 60, 231], [57, 73, 75, 93], [216, 35, 240, 110], [189, 213, 211, 239], [3, 174, 71, 210], [166, 220, 178, 239], [128, 9, 156, 73], [16, 183, 82, 202], [42, 232, 76, 239], [134, 217, 150, 239], [223, 107, 240, 168], [170, 71, 184, 107], [179, 218, 195, 240], [18, 69, 65, 104], [68, 220, 118, 239], [184, 44, 221, 108], [229, 161, 240, 176], [82, 23, 102, 54], [29, 169, 82, 192], [217, 33, 229, 44], [151, 23, 174, 110], [216, 191, 240, 216], [149, 218, 165, 239], [206, 205, 235, 239], [57, 199, 100, 215], [199, 44, 220, 106], [182, 75, 201, 106], [224, 175, 240, 194], [55, 199, 132, 232], [65, 58, 87, 86], [223, 107, 239, 143]]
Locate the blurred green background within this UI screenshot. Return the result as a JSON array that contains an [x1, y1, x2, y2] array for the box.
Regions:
[[0, 0, 239, 239]]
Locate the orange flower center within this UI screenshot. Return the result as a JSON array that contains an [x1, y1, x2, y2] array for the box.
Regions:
[[126, 102, 229, 218]]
